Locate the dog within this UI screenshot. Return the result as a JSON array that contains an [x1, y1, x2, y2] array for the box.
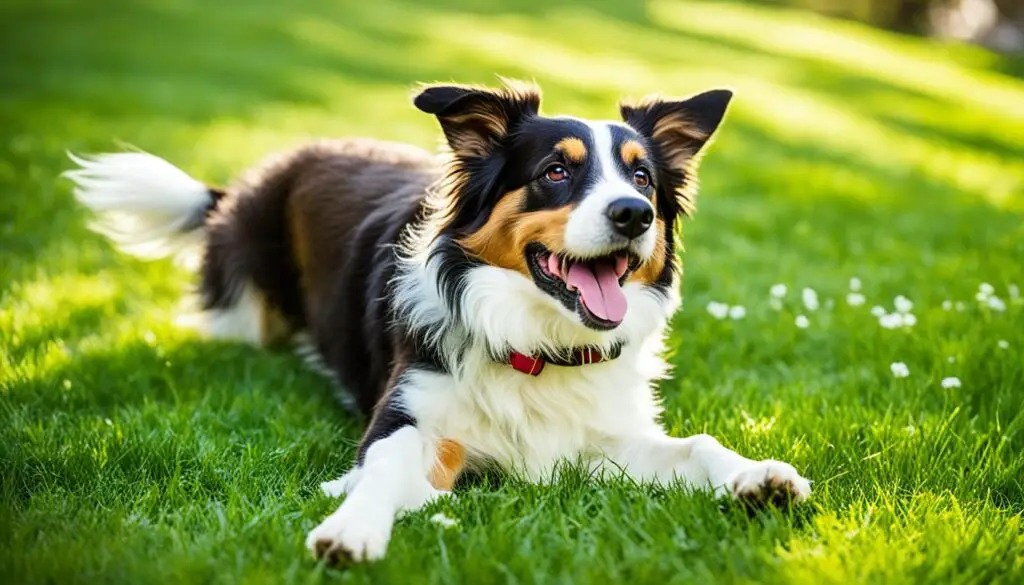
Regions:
[[65, 81, 811, 564]]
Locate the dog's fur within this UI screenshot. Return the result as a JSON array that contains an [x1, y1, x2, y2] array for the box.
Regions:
[[66, 81, 810, 564]]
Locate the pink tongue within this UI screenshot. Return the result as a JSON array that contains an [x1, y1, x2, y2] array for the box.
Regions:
[[566, 260, 628, 323]]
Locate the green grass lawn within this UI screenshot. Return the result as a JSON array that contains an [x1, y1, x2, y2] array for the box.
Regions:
[[2, 0, 1024, 583]]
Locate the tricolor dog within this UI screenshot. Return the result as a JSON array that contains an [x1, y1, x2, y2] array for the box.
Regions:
[[66, 81, 810, 564]]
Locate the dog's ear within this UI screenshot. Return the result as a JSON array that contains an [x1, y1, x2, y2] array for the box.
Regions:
[[414, 82, 541, 159], [620, 89, 732, 215]]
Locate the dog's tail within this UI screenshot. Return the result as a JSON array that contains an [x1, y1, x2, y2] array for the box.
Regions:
[[63, 152, 223, 260]]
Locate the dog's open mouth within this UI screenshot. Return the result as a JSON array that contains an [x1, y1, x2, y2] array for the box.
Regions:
[[525, 243, 640, 330]]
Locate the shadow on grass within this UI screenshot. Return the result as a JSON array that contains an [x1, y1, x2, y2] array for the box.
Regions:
[[2, 336, 363, 509]]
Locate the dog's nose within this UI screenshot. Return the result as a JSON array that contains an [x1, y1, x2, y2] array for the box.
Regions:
[[606, 198, 654, 239]]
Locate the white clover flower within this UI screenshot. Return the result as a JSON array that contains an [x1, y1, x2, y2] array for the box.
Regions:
[[901, 314, 917, 327], [894, 295, 914, 314], [770, 298, 783, 311], [941, 300, 952, 311], [879, 313, 904, 329], [870, 305, 886, 317], [979, 283, 995, 296], [770, 283, 788, 298], [706, 301, 730, 320], [795, 315, 810, 329], [955, 302, 965, 312], [987, 296, 1007, 312], [728, 305, 746, 320], [997, 340, 1009, 350], [802, 288, 819, 311], [849, 277, 862, 292], [846, 292, 866, 306], [941, 377, 961, 389], [430, 513, 459, 529], [890, 362, 910, 378]]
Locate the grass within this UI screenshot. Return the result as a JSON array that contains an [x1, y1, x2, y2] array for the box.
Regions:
[[2, 0, 1024, 583]]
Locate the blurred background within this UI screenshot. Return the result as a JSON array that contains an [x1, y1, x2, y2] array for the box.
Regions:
[[766, 0, 1024, 53]]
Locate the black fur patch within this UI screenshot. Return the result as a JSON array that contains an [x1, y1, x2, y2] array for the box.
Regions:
[[356, 389, 416, 464]]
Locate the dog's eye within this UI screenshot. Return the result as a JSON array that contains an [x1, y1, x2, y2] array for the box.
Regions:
[[633, 168, 651, 189], [544, 164, 569, 183]]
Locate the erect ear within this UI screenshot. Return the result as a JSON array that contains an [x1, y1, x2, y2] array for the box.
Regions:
[[414, 81, 541, 159], [620, 89, 733, 215]]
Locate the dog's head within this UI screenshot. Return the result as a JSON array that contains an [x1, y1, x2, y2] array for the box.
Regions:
[[415, 81, 731, 332]]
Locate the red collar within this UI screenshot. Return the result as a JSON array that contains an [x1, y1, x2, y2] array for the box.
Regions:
[[506, 344, 622, 376]]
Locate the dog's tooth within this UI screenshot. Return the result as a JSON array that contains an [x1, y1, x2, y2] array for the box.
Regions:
[[561, 256, 569, 278], [547, 253, 560, 278]]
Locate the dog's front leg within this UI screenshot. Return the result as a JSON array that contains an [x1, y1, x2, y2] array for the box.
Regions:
[[306, 415, 444, 563], [608, 433, 811, 505]]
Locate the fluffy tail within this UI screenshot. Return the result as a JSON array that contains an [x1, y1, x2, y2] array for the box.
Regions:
[[63, 152, 221, 260]]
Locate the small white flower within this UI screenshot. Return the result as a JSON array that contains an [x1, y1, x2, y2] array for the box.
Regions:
[[941, 300, 952, 311], [849, 277, 862, 292], [879, 313, 904, 329], [955, 302, 965, 312], [795, 315, 810, 329], [894, 295, 914, 314], [802, 288, 819, 311], [870, 305, 887, 317], [890, 362, 910, 378], [1010, 284, 1020, 301], [901, 313, 917, 327], [846, 292, 866, 306], [947, 356, 956, 364], [979, 283, 995, 296], [941, 377, 961, 389], [728, 305, 746, 320], [770, 297, 783, 311], [997, 340, 1009, 350], [976, 291, 989, 302], [770, 284, 788, 298], [987, 296, 1006, 311], [430, 513, 459, 529], [706, 301, 729, 320]]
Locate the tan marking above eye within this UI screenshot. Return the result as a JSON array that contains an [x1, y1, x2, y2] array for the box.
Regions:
[[620, 139, 647, 166], [554, 137, 587, 164]]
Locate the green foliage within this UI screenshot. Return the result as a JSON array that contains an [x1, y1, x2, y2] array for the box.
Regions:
[[1, 0, 1023, 583]]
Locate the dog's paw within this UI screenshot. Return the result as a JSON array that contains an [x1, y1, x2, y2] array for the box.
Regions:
[[306, 502, 392, 564], [728, 460, 811, 507]]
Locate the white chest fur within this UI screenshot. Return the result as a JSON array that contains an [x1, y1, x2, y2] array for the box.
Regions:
[[394, 257, 679, 479], [401, 344, 668, 479]]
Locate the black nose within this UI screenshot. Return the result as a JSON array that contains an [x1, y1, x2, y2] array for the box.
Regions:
[[606, 198, 654, 239]]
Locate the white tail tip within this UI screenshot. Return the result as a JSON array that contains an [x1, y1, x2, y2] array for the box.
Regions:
[[64, 151, 213, 260]]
